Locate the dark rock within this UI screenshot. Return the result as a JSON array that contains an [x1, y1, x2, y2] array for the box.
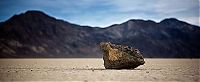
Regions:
[[0, 10, 200, 58], [100, 42, 145, 69]]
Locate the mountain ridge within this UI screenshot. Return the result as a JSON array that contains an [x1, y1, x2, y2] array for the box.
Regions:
[[0, 10, 200, 58]]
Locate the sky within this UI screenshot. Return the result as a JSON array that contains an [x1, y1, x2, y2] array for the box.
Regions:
[[0, 0, 199, 27]]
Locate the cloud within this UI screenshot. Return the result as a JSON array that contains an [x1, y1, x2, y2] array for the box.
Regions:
[[154, 0, 199, 26], [90, 0, 199, 26], [0, 0, 199, 26], [155, 0, 198, 14], [106, 0, 155, 12]]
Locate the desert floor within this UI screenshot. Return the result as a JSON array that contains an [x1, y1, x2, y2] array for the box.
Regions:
[[0, 58, 199, 82]]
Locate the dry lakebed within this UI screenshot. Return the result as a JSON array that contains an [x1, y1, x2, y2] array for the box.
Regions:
[[0, 58, 199, 82]]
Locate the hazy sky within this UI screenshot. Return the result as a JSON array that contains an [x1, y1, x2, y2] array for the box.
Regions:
[[0, 0, 199, 27]]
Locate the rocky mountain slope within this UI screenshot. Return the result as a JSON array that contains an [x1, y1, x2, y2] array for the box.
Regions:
[[0, 10, 199, 58]]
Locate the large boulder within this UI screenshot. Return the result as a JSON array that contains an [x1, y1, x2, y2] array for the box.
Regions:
[[100, 42, 145, 69]]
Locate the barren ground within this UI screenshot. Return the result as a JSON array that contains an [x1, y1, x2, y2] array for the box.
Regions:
[[0, 58, 199, 82]]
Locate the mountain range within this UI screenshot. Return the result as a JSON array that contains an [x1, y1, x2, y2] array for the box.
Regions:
[[0, 10, 200, 58]]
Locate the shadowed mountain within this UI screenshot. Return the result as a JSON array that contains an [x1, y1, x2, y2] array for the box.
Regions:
[[0, 10, 200, 58]]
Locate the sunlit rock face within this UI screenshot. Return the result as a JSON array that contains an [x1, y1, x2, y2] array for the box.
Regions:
[[100, 42, 145, 69]]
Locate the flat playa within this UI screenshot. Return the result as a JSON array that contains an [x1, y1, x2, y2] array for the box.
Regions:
[[0, 58, 199, 82]]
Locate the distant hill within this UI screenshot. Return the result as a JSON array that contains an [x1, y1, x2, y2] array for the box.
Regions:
[[0, 10, 200, 58]]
